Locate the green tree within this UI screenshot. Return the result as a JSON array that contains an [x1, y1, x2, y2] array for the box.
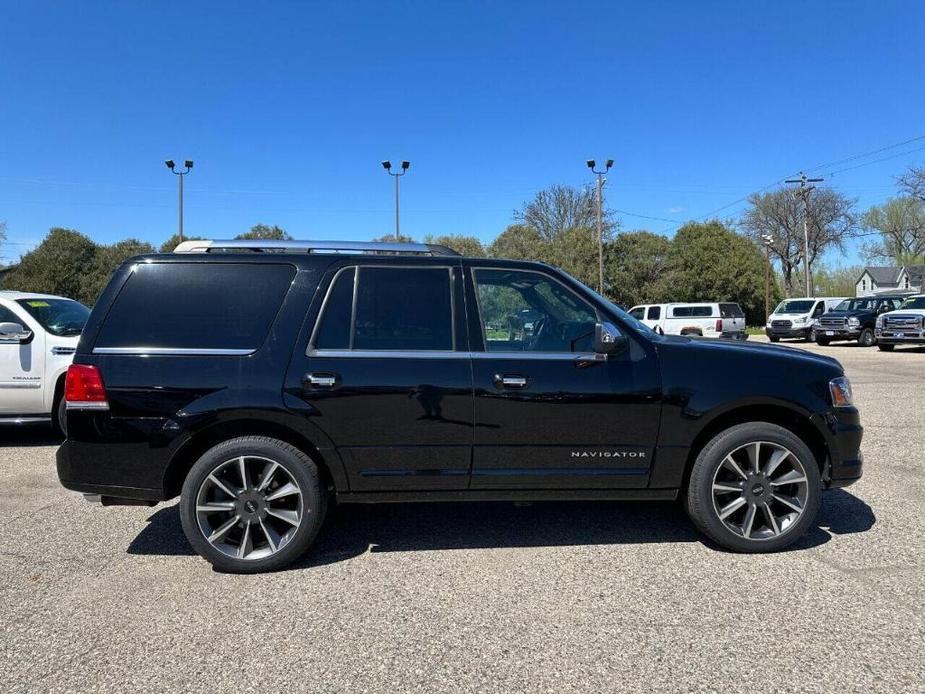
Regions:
[[80, 238, 155, 305], [3, 228, 98, 302], [515, 184, 614, 241], [488, 224, 545, 260], [372, 233, 415, 243], [235, 223, 292, 241], [423, 234, 486, 257], [604, 231, 672, 308], [861, 196, 925, 264], [662, 220, 774, 325], [159, 233, 203, 253], [813, 264, 863, 297]]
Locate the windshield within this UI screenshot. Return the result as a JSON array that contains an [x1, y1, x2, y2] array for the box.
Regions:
[[16, 298, 90, 337], [774, 300, 814, 314], [834, 298, 877, 312], [900, 297, 925, 310]]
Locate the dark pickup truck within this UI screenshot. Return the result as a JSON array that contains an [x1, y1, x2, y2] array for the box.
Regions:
[[57, 239, 864, 572], [814, 296, 905, 347]]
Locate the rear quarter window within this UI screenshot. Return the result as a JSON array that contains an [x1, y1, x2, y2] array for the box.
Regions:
[[719, 303, 744, 318], [672, 306, 713, 318], [94, 262, 296, 351]]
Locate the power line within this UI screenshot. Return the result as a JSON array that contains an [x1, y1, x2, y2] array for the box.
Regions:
[[826, 143, 925, 177]]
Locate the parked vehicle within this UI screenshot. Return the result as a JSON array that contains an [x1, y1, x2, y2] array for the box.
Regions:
[[814, 296, 905, 347], [0, 291, 90, 433], [58, 239, 863, 572], [875, 295, 925, 351], [765, 297, 847, 343], [627, 302, 747, 339]]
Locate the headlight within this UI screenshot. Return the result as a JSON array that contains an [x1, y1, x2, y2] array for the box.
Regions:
[[812, 319, 821, 327], [829, 376, 854, 408], [847, 317, 860, 328], [876, 315, 884, 328]]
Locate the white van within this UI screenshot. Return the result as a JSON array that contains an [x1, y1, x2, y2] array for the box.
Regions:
[[765, 296, 847, 343], [0, 292, 90, 433], [627, 302, 747, 339]]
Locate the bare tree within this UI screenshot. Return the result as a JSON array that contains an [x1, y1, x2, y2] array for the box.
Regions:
[[740, 187, 858, 295], [861, 197, 925, 264], [515, 184, 612, 241], [898, 165, 925, 201]]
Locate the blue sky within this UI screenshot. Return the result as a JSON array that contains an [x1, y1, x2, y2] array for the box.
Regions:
[[1, 1, 924, 265]]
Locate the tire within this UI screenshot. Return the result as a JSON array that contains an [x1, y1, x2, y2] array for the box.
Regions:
[[815, 337, 830, 346], [768, 336, 780, 343], [686, 423, 821, 553], [179, 436, 327, 573], [878, 343, 895, 352], [806, 329, 816, 343], [53, 394, 67, 437], [858, 328, 875, 347]]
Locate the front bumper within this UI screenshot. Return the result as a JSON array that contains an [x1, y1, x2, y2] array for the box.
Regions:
[[812, 407, 864, 488], [816, 327, 862, 342], [765, 326, 811, 339], [876, 327, 925, 344]]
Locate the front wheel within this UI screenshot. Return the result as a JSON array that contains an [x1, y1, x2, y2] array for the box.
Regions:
[[858, 328, 875, 347], [179, 436, 327, 573], [806, 329, 817, 343], [878, 343, 895, 352], [768, 335, 780, 343], [815, 337, 830, 346], [686, 423, 821, 553]]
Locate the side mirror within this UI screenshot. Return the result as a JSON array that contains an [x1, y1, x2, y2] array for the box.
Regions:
[[0, 322, 32, 344], [594, 321, 627, 355]]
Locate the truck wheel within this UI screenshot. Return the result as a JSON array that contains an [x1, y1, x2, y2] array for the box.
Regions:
[[53, 395, 67, 437], [768, 335, 780, 343], [815, 337, 830, 346], [858, 328, 875, 347], [878, 343, 895, 352], [179, 436, 327, 573], [686, 423, 821, 553], [807, 329, 817, 343]]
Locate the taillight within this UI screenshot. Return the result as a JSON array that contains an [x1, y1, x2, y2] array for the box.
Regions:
[[64, 364, 109, 409], [715, 319, 723, 333]]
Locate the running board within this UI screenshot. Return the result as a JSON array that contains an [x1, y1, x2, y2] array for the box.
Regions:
[[336, 489, 679, 504]]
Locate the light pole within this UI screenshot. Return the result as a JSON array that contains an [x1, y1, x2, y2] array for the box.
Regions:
[[586, 159, 613, 295], [165, 159, 193, 243], [761, 234, 774, 318], [785, 172, 823, 297], [381, 160, 410, 240]]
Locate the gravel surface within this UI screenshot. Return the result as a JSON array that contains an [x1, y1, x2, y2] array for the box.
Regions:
[[1, 339, 923, 693]]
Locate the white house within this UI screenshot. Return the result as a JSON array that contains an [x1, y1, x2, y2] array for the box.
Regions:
[[855, 265, 924, 297]]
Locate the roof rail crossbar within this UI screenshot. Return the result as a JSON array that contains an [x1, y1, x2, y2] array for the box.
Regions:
[[172, 239, 461, 256]]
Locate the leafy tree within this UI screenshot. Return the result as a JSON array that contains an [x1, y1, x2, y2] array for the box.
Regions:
[[515, 184, 615, 241], [423, 234, 486, 257], [861, 196, 925, 264], [740, 187, 857, 295], [81, 238, 155, 305], [488, 224, 545, 260], [813, 264, 864, 297], [235, 224, 292, 240], [604, 231, 672, 308], [661, 220, 773, 325], [3, 228, 97, 303], [372, 233, 415, 243], [159, 233, 203, 253]]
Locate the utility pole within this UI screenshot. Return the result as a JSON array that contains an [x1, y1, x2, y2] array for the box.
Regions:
[[381, 160, 410, 239], [586, 159, 613, 295], [165, 160, 194, 243], [785, 172, 823, 297], [761, 234, 774, 318]]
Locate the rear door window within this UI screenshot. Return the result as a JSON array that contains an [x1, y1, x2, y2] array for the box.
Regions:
[[311, 266, 454, 351], [647, 306, 661, 320], [719, 303, 744, 318], [95, 263, 296, 351]]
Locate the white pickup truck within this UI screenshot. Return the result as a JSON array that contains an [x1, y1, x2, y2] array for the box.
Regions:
[[627, 302, 747, 339], [0, 291, 89, 433], [875, 294, 925, 351]]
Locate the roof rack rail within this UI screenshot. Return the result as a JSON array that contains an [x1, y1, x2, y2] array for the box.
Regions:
[[172, 239, 461, 256]]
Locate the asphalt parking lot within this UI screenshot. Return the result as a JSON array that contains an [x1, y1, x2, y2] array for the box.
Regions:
[[2, 339, 924, 693]]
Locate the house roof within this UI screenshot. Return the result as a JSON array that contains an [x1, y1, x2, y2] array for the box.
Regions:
[[904, 265, 925, 283], [862, 266, 903, 285]]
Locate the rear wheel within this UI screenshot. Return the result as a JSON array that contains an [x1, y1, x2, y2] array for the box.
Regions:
[[53, 394, 67, 437], [686, 423, 821, 553], [179, 436, 327, 573], [858, 328, 875, 347], [878, 343, 895, 352]]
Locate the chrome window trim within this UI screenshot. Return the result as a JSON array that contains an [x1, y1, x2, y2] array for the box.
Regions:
[[307, 264, 457, 355], [470, 265, 599, 355], [92, 347, 255, 356], [306, 349, 604, 361]]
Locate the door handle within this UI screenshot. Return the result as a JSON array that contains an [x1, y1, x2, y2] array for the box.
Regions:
[[304, 372, 338, 388], [493, 373, 528, 389]]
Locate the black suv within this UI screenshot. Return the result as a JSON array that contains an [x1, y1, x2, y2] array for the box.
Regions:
[[57, 240, 863, 572], [814, 296, 905, 347]]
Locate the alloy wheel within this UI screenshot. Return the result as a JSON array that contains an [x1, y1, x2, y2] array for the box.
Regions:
[[195, 455, 304, 560], [710, 441, 809, 541]]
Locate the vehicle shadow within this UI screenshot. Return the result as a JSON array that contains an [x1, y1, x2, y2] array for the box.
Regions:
[[0, 428, 62, 448], [126, 488, 876, 568]]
